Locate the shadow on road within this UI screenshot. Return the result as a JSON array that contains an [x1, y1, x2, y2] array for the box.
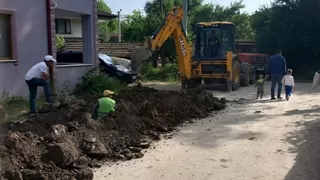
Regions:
[[283, 105, 320, 116], [176, 100, 276, 149], [147, 81, 320, 153], [283, 106, 320, 180]]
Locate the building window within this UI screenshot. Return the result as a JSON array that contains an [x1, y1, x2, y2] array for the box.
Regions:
[[55, 19, 71, 34], [0, 14, 12, 60]]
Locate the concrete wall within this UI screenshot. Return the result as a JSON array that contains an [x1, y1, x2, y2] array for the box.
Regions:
[[55, 65, 92, 91], [0, 0, 48, 97], [53, 0, 98, 97], [55, 0, 93, 15], [0, 0, 97, 98]]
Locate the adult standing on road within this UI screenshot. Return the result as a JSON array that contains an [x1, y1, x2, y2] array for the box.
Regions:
[[267, 49, 287, 100], [25, 55, 56, 115]]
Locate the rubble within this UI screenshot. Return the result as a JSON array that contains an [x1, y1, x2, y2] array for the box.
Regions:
[[45, 142, 80, 168], [75, 168, 94, 180], [0, 86, 227, 179]]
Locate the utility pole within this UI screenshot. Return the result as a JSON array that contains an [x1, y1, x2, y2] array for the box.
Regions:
[[159, 0, 164, 18], [117, 9, 122, 42], [182, 0, 188, 35]]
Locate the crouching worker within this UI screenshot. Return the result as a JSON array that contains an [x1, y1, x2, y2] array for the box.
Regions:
[[92, 90, 116, 120]]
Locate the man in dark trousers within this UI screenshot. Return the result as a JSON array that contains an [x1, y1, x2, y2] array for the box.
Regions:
[[267, 49, 287, 100], [25, 55, 56, 115]]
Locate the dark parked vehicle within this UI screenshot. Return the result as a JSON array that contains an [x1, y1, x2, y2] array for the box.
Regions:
[[56, 51, 137, 83], [98, 53, 137, 84], [56, 51, 83, 64]]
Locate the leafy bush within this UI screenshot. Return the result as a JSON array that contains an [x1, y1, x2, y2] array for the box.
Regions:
[[56, 35, 65, 52], [73, 68, 125, 96], [140, 62, 179, 81]]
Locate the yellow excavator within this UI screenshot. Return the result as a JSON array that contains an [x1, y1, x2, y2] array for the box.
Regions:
[[144, 7, 252, 91]]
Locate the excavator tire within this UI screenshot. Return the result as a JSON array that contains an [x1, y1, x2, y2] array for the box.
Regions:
[[240, 62, 250, 87], [249, 66, 256, 85], [232, 60, 241, 90], [181, 80, 187, 89], [186, 79, 196, 88], [195, 78, 202, 86], [186, 78, 202, 88], [224, 80, 232, 92]]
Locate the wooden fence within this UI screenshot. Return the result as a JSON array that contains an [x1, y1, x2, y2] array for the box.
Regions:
[[64, 39, 258, 58], [65, 41, 144, 58]]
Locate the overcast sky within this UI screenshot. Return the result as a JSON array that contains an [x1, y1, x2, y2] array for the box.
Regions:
[[105, 0, 272, 15]]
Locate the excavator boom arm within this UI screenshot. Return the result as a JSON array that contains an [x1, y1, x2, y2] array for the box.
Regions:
[[145, 7, 192, 79], [172, 26, 192, 79]]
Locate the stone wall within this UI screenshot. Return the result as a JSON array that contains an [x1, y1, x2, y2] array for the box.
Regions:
[[65, 42, 144, 58], [50, 0, 56, 57], [49, 0, 58, 95]]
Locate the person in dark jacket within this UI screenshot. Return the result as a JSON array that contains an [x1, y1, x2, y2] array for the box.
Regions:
[[267, 49, 287, 100]]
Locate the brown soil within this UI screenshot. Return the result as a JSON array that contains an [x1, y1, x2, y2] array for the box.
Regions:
[[0, 86, 226, 180]]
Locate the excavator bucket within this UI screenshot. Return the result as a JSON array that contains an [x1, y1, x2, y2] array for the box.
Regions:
[[144, 37, 152, 50], [131, 45, 152, 73]]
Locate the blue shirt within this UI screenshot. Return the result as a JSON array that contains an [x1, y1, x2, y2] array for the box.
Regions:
[[267, 54, 287, 76]]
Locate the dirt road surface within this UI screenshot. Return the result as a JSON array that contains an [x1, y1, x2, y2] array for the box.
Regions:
[[94, 82, 320, 180]]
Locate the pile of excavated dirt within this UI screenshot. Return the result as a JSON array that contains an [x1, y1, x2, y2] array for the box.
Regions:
[[0, 86, 227, 180]]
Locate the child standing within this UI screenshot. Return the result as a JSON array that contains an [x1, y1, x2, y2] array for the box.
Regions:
[[255, 74, 268, 99], [282, 69, 295, 101]]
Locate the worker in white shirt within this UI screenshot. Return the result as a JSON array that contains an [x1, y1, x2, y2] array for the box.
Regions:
[[25, 55, 56, 115], [281, 69, 295, 101]]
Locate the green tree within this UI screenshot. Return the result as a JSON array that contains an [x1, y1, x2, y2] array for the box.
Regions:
[[252, 0, 320, 78], [189, 1, 254, 39], [97, 0, 116, 42], [121, 10, 146, 42], [251, 5, 274, 53], [121, 0, 204, 41], [143, 0, 204, 65], [121, 0, 255, 66]]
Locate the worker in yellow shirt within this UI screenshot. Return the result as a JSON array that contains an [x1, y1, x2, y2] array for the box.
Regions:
[[92, 90, 116, 120]]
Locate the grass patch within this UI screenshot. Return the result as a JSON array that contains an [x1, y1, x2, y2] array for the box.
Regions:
[[0, 96, 45, 123]]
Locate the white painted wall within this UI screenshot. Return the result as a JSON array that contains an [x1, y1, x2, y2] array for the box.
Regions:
[[56, 17, 82, 38]]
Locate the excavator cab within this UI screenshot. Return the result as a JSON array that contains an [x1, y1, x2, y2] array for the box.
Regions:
[[194, 22, 236, 60], [190, 22, 241, 91]]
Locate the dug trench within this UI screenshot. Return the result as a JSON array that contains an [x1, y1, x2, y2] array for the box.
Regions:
[[0, 86, 227, 180]]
